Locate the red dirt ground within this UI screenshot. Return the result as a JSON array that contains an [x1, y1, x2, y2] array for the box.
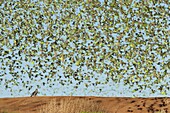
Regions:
[[0, 96, 170, 113]]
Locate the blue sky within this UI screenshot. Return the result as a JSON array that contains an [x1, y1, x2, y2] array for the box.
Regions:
[[0, 0, 169, 98]]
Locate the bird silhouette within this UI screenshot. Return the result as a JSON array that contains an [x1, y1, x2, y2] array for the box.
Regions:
[[30, 89, 38, 97]]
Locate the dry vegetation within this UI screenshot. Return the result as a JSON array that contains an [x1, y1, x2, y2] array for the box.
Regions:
[[0, 110, 17, 113], [39, 97, 107, 113], [0, 97, 169, 113]]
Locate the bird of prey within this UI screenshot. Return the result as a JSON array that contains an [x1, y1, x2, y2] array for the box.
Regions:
[[30, 89, 38, 97]]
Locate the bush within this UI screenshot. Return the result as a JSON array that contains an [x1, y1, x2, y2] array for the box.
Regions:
[[40, 97, 107, 113]]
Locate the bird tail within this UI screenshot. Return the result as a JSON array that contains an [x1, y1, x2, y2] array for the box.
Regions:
[[30, 93, 34, 97]]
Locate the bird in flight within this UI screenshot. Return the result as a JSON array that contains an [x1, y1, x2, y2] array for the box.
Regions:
[[30, 89, 38, 97]]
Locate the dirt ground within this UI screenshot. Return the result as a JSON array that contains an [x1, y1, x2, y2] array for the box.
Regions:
[[0, 96, 170, 113]]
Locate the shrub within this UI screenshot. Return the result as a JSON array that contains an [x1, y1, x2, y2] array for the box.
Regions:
[[40, 97, 107, 113]]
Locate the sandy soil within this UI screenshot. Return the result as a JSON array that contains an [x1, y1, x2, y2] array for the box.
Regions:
[[0, 96, 170, 113]]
